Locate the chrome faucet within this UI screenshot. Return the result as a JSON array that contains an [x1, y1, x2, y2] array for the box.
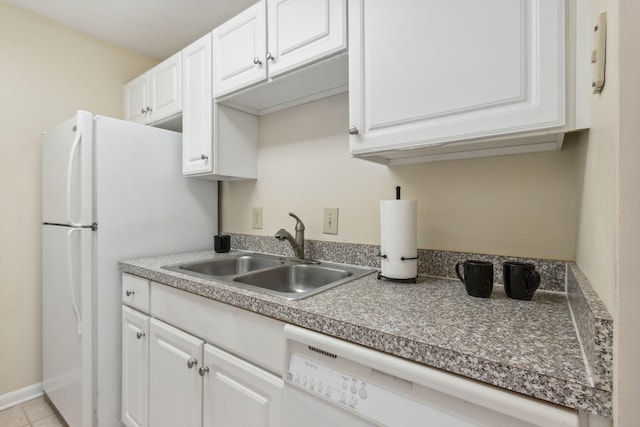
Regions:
[[275, 213, 310, 261]]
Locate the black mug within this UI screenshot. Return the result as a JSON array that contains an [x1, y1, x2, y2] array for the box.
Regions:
[[455, 260, 494, 298], [214, 235, 230, 253], [503, 262, 540, 301]]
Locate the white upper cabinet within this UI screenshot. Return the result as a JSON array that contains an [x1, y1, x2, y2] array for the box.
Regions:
[[182, 33, 214, 176], [266, 0, 347, 77], [124, 52, 182, 127], [348, 0, 589, 164], [182, 33, 258, 180], [212, 1, 267, 98], [148, 54, 182, 122], [124, 74, 148, 124], [212, 0, 347, 114]]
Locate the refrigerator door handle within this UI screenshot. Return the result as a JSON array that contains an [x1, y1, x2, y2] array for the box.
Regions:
[[67, 228, 82, 336], [66, 128, 83, 227]]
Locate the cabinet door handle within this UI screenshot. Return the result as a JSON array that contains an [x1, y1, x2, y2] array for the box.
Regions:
[[126, 290, 135, 296], [266, 52, 274, 61], [349, 126, 359, 135], [200, 154, 209, 160], [141, 108, 146, 114], [146, 106, 153, 113], [199, 366, 209, 376], [187, 358, 198, 369], [136, 331, 145, 339], [253, 57, 262, 65]]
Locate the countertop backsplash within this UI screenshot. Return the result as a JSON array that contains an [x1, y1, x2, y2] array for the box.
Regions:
[[227, 233, 567, 291]]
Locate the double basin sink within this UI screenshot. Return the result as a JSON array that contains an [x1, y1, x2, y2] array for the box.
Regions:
[[163, 252, 376, 300]]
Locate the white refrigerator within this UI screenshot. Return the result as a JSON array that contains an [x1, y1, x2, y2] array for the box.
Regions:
[[42, 111, 218, 426]]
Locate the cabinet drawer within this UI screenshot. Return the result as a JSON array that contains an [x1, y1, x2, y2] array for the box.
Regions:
[[122, 274, 150, 313], [150, 282, 284, 375]]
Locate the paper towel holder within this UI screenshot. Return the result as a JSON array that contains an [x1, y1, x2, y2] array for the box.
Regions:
[[378, 254, 418, 261], [377, 272, 417, 283], [377, 253, 418, 283], [378, 186, 418, 283]]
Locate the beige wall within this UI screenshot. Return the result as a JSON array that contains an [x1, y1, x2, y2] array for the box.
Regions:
[[614, 1, 639, 425], [0, 1, 157, 395], [221, 2, 637, 422], [575, 2, 619, 316], [222, 92, 582, 261]]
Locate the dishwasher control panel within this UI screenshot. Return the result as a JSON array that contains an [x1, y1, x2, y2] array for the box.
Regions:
[[287, 353, 371, 412]]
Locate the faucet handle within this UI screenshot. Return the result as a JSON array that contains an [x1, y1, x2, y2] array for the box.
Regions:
[[289, 212, 305, 231]]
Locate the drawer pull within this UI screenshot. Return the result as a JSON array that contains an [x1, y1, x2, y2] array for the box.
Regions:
[[126, 290, 135, 296]]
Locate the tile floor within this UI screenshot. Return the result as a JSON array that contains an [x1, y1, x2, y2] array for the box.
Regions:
[[0, 396, 67, 427]]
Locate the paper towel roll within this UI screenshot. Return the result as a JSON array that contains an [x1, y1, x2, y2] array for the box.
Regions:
[[380, 200, 417, 280]]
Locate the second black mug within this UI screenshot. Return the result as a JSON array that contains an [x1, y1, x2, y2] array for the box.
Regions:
[[503, 262, 541, 301], [455, 260, 494, 298]]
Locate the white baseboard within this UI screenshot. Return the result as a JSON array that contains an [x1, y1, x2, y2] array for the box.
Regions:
[[0, 383, 44, 411]]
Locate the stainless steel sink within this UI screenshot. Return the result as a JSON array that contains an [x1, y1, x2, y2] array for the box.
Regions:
[[163, 252, 375, 300], [234, 264, 353, 297], [174, 255, 284, 276]]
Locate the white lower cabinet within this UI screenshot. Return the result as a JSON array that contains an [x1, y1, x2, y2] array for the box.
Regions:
[[149, 318, 204, 427], [122, 275, 284, 427], [202, 344, 283, 427], [122, 306, 150, 427]]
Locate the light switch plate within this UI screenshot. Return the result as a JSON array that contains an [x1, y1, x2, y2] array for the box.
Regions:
[[323, 208, 339, 234], [251, 207, 263, 229], [592, 12, 607, 94]]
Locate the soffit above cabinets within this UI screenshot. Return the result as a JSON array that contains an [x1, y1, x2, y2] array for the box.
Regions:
[[4, 0, 258, 60]]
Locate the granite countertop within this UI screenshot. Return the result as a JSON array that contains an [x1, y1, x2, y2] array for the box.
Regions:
[[119, 249, 612, 417]]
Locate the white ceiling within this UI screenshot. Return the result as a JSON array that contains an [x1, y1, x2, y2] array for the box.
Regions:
[[5, 0, 258, 60]]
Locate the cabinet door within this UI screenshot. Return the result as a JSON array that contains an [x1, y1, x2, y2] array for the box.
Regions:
[[183, 33, 213, 175], [149, 318, 203, 427], [124, 73, 149, 124], [212, 0, 267, 98], [267, 0, 347, 77], [122, 306, 149, 427], [348, 0, 565, 154], [149, 52, 182, 123], [202, 343, 283, 427]]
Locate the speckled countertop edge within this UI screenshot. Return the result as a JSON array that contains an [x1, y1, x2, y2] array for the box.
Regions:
[[119, 250, 612, 417], [567, 263, 614, 392]]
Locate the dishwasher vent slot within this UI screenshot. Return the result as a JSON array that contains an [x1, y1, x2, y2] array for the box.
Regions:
[[308, 345, 337, 359]]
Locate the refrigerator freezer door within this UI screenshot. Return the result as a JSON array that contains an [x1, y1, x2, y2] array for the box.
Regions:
[[42, 225, 93, 427], [42, 111, 93, 226]]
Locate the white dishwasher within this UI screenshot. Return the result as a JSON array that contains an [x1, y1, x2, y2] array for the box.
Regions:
[[282, 325, 580, 427]]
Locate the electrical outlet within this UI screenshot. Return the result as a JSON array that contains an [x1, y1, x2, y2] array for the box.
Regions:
[[251, 207, 263, 229], [323, 208, 339, 234]]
